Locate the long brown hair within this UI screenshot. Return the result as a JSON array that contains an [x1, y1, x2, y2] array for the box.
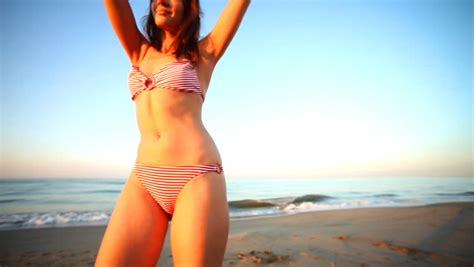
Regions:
[[142, 0, 202, 63]]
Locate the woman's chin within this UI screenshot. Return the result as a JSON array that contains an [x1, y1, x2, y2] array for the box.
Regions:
[[154, 19, 175, 31], [154, 18, 166, 27]]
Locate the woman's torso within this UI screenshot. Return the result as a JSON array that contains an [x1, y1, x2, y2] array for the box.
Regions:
[[132, 44, 222, 166]]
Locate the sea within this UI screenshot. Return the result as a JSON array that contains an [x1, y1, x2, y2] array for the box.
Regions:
[[0, 176, 472, 231]]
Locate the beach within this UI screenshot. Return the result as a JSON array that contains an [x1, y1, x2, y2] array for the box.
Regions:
[[1, 201, 473, 266]]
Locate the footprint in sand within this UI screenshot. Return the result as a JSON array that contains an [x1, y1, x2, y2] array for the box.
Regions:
[[237, 250, 290, 264], [372, 240, 436, 260], [372, 241, 412, 255], [333, 235, 349, 241]]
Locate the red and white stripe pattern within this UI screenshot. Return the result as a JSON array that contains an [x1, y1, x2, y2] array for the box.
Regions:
[[128, 58, 204, 101], [134, 163, 223, 219]]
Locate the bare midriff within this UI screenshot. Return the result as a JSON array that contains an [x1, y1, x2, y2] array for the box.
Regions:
[[133, 87, 222, 166]]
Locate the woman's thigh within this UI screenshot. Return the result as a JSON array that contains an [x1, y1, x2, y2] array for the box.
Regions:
[[95, 170, 170, 267], [170, 172, 229, 267]]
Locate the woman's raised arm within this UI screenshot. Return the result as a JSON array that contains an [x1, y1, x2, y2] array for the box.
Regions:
[[104, 0, 148, 64], [200, 0, 251, 63]]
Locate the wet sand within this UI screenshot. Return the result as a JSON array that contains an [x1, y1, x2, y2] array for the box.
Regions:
[[1, 202, 473, 266]]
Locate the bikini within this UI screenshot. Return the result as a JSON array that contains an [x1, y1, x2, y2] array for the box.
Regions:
[[128, 58, 223, 221]]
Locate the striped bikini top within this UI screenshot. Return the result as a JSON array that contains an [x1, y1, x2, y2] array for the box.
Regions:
[[128, 58, 204, 101]]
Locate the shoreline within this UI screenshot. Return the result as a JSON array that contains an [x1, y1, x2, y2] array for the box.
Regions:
[[228, 199, 474, 222], [1, 201, 473, 266], [3, 199, 474, 231]]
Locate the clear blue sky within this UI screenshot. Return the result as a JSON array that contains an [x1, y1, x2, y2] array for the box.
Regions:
[[1, 0, 472, 179]]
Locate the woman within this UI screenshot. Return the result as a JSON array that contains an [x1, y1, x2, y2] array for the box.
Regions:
[[96, 0, 250, 266]]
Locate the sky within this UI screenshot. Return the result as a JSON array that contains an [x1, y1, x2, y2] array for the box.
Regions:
[[1, 0, 472, 180]]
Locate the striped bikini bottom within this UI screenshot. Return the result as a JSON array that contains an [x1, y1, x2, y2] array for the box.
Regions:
[[133, 162, 223, 221]]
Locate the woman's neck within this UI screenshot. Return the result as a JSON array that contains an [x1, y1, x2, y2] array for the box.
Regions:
[[161, 31, 178, 56]]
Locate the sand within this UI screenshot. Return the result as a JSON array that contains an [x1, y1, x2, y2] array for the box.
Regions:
[[1, 202, 473, 266]]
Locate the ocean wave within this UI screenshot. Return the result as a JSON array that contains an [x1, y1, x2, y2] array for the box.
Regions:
[[0, 198, 27, 203], [435, 191, 474, 196], [292, 194, 332, 204], [229, 194, 332, 209], [283, 199, 379, 212], [373, 194, 398, 198], [0, 211, 110, 230], [228, 199, 276, 208]]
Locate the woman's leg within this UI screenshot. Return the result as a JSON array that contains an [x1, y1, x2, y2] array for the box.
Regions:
[[95, 170, 170, 266], [170, 172, 229, 267]]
